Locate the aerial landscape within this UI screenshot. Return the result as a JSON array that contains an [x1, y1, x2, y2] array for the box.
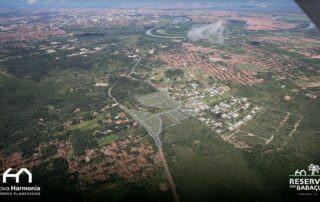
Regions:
[[0, 0, 319, 201]]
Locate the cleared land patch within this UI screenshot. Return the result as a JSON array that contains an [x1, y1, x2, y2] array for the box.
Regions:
[[125, 109, 162, 136], [97, 134, 119, 146], [159, 108, 192, 127], [136, 92, 180, 109], [232, 108, 301, 150], [203, 93, 231, 106]]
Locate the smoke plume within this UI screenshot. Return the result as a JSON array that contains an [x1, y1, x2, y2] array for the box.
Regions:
[[188, 21, 225, 44]]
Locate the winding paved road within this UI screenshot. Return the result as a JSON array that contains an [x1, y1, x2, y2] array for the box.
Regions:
[[107, 60, 180, 202]]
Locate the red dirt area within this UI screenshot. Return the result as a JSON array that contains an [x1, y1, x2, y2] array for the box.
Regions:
[[153, 43, 263, 86], [0, 27, 65, 42], [254, 36, 291, 43], [241, 17, 296, 31]]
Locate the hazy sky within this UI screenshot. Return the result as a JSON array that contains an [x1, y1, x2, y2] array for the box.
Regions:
[[0, 0, 298, 10], [0, 0, 293, 5]]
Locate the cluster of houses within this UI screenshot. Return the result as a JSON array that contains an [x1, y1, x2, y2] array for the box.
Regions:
[[154, 42, 261, 86], [167, 82, 261, 135], [76, 136, 161, 189], [62, 104, 137, 135], [198, 97, 261, 134], [0, 131, 162, 191], [168, 83, 229, 110], [0, 140, 73, 174]]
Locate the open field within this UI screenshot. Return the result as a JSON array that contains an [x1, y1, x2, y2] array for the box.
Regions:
[[136, 92, 180, 109], [159, 108, 192, 127], [68, 117, 102, 131], [97, 134, 119, 147], [203, 93, 231, 106], [124, 108, 162, 136], [241, 109, 289, 139], [227, 108, 302, 150]]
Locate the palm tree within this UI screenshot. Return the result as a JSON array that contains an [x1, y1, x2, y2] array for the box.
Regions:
[[308, 164, 320, 175]]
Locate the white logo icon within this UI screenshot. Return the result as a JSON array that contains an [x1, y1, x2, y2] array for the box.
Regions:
[[294, 170, 307, 176], [2, 168, 32, 183], [308, 164, 320, 176], [293, 164, 320, 176]]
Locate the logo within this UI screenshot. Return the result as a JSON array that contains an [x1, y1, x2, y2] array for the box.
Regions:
[[289, 164, 320, 195], [0, 168, 40, 196], [309, 164, 320, 176], [3, 168, 32, 183]]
